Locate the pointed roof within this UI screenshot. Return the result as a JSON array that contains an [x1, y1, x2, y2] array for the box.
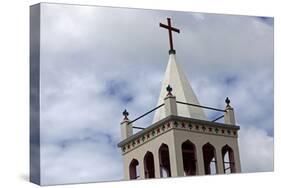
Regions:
[[153, 53, 207, 123]]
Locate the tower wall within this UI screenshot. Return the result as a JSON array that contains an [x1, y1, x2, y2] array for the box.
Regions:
[[121, 124, 241, 180]]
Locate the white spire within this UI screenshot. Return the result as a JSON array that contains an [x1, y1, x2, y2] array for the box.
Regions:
[[153, 53, 207, 123]]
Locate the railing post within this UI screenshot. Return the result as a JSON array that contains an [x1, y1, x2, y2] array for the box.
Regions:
[[224, 97, 236, 125], [121, 110, 133, 139], [164, 85, 178, 116]]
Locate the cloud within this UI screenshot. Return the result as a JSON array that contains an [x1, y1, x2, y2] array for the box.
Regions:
[[36, 3, 274, 184], [239, 126, 274, 172], [41, 137, 123, 185]]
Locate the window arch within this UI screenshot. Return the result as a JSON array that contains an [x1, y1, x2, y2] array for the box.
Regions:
[[129, 159, 140, 179], [202, 143, 217, 175], [222, 145, 236, 173], [159, 143, 171, 177], [182, 140, 197, 176], [144, 151, 155, 178]]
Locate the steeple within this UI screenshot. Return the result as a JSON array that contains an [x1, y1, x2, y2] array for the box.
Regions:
[[118, 18, 241, 180], [153, 18, 207, 122]]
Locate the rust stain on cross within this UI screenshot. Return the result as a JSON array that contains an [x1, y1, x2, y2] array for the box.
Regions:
[[159, 18, 180, 53]]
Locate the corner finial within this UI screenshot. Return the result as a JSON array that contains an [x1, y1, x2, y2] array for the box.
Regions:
[[225, 97, 231, 107], [122, 109, 129, 120], [166, 85, 173, 96]]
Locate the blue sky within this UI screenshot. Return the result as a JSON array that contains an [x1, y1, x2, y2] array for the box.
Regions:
[[39, 3, 273, 185]]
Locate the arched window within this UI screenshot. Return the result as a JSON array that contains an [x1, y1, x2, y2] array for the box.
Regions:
[[222, 145, 236, 173], [182, 140, 197, 176], [144, 151, 155, 178], [202, 143, 217, 175], [129, 159, 140, 179], [159, 144, 171, 177]]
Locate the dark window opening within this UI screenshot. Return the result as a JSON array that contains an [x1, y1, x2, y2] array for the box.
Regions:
[[182, 140, 197, 176], [129, 159, 140, 179], [222, 145, 236, 173], [203, 143, 217, 175], [144, 151, 155, 178], [159, 144, 171, 177]]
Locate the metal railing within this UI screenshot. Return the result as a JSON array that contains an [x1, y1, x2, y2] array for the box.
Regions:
[[176, 101, 226, 112], [211, 115, 225, 122], [129, 103, 164, 130], [176, 101, 226, 122], [128, 100, 226, 130]]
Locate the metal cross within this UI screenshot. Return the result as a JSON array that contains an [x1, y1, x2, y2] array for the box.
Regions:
[[159, 18, 180, 53]]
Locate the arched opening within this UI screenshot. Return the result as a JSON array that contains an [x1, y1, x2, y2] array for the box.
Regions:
[[129, 159, 140, 179], [144, 151, 155, 178], [182, 140, 197, 176], [159, 144, 171, 177], [222, 145, 236, 173], [202, 143, 217, 175]]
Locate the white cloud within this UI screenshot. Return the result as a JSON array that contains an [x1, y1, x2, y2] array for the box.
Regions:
[[41, 139, 123, 185], [239, 126, 274, 172]]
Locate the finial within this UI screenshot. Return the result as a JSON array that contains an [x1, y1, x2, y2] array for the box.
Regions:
[[166, 85, 173, 96], [225, 97, 231, 107], [122, 109, 129, 120]]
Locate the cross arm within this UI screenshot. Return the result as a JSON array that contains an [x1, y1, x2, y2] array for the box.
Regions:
[[159, 23, 180, 33]]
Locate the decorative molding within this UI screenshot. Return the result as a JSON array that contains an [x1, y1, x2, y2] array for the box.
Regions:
[[121, 119, 239, 154]]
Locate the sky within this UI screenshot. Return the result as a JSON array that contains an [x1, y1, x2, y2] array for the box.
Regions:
[[38, 3, 274, 185]]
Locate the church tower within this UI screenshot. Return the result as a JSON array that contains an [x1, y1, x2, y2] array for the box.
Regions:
[[118, 18, 241, 180]]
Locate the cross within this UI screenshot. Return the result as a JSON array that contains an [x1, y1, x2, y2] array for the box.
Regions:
[[159, 18, 180, 54]]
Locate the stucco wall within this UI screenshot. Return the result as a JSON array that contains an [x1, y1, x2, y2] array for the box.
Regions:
[[122, 127, 241, 180]]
